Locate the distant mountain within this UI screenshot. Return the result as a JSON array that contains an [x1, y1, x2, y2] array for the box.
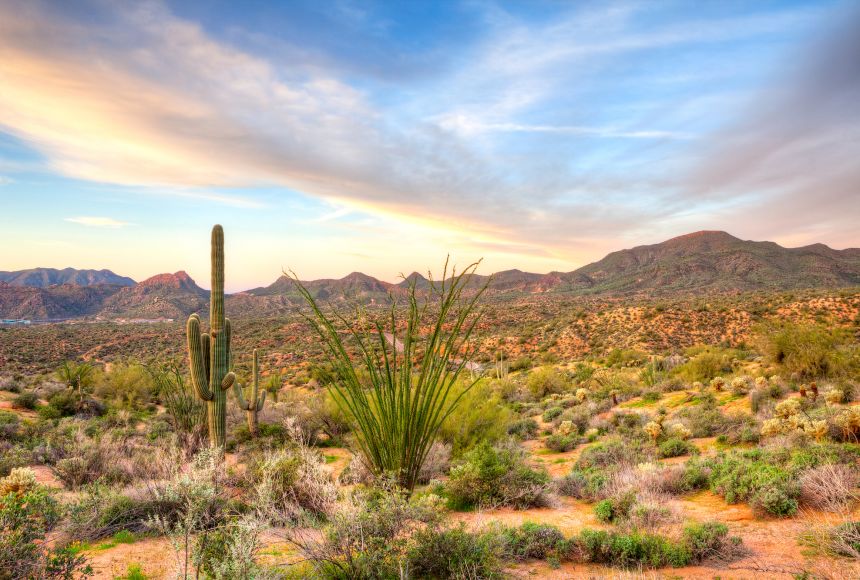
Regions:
[[99, 272, 208, 319], [570, 231, 860, 294], [1, 232, 858, 320], [0, 282, 122, 319], [0, 267, 134, 288]]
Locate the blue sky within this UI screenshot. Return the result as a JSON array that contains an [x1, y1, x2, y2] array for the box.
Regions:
[[1, 0, 858, 291]]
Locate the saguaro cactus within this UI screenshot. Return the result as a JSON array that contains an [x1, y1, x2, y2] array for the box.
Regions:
[[234, 349, 267, 436], [187, 225, 237, 448]]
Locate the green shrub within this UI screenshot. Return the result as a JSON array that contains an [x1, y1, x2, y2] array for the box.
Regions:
[[408, 524, 504, 578], [707, 452, 799, 517], [658, 438, 697, 459], [673, 349, 734, 383], [0, 485, 91, 579], [501, 522, 565, 560], [573, 529, 691, 568], [446, 441, 551, 510], [682, 522, 740, 561], [0, 411, 21, 441], [576, 436, 649, 469], [594, 499, 614, 523], [759, 323, 847, 378], [527, 367, 568, 399], [438, 381, 513, 456], [507, 418, 539, 439], [543, 406, 563, 422], [12, 391, 38, 410], [556, 468, 607, 501], [544, 433, 577, 453], [96, 363, 154, 408]]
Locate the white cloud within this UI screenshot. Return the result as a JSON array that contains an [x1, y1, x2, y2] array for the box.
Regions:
[[64, 216, 131, 229]]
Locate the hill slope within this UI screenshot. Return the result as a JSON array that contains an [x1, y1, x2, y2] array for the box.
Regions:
[[2, 231, 858, 320], [0, 267, 134, 288]]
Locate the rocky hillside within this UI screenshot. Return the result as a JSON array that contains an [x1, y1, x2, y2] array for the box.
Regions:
[[2, 231, 858, 320], [570, 231, 860, 294], [0, 267, 134, 288]]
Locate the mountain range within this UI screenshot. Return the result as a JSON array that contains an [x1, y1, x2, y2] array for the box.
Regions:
[[2, 231, 858, 320]]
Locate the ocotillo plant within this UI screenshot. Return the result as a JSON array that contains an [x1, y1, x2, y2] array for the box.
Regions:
[[186, 225, 237, 448], [294, 258, 488, 493], [233, 349, 267, 436]]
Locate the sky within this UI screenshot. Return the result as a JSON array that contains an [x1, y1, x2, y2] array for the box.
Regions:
[[0, 0, 858, 292]]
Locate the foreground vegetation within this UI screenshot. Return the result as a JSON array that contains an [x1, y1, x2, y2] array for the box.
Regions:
[[1, 235, 858, 578]]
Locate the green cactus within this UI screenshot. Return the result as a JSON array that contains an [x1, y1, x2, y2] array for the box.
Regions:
[[186, 225, 236, 448], [233, 348, 267, 436]]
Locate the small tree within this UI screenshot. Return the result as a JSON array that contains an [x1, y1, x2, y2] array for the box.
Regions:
[[294, 259, 487, 493]]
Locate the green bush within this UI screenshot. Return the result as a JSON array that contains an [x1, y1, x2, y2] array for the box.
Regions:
[[438, 381, 513, 456], [446, 442, 551, 510], [542, 406, 563, 422], [0, 485, 90, 579], [12, 391, 38, 410], [594, 499, 614, 523], [573, 529, 692, 568], [682, 522, 740, 561], [407, 524, 504, 578], [759, 323, 847, 378], [544, 433, 577, 453], [673, 349, 734, 383], [556, 468, 607, 501], [507, 418, 538, 439], [576, 436, 649, 469], [501, 522, 565, 560], [527, 367, 568, 399], [707, 452, 799, 517], [658, 437, 697, 459]]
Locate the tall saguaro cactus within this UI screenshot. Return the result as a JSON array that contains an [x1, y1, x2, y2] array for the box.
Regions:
[[187, 225, 236, 448], [234, 349, 267, 436]]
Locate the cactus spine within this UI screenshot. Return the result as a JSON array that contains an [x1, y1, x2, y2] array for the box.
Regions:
[[187, 225, 236, 448], [234, 349, 267, 436]]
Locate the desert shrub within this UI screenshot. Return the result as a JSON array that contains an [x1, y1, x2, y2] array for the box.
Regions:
[[501, 522, 565, 560], [682, 521, 741, 562], [673, 349, 734, 383], [0, 411, 20, 441], [446, 441, 552, 510], [543, 406, 563, 422], [658, 437, 697, 459], [507, 418, 539, 439], [576, 436, 650, 469], [545, 433, 577, 453], [527, 367, 568, 399], [248, 445, 337, 523], [438, 381, 513, 456], [12, 390, 38, 410], [594, 498, 616, 523], [799, 463, 859, 511], [556, 468, 607, 501], [96, 363, 154, 408], [827, 521, 860, 558], [572, 529, 691, 568], [0, 483, 91, 579], [759, 323, 847, 378], [0, 443, 30, 477], [407, 523, 504, 578], [51, 435, 133, 489], [509, 356, 533, 372], [707, 451, 799, 517], [288, 487, 482, 579], [65, 483, 184, 541]]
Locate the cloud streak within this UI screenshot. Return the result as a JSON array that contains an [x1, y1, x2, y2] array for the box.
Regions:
[[0, 0, 854, 264], [64, 216, 131, 229]]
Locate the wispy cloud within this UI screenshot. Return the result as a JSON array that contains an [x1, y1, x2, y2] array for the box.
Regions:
[[0, 0, 852, 264], [0, 176, 12, 185], [65, 216, 131, 229]]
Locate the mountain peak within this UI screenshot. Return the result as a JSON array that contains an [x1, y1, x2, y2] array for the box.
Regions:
[[139, 271, 201, 291]]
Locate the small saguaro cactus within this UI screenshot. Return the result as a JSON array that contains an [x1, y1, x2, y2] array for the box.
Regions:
[[187, 225, 238, 448], [234, 349, 267, 436]]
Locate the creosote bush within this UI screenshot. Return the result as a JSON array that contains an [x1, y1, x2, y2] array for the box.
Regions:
[[445, 440, 552, 510]]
